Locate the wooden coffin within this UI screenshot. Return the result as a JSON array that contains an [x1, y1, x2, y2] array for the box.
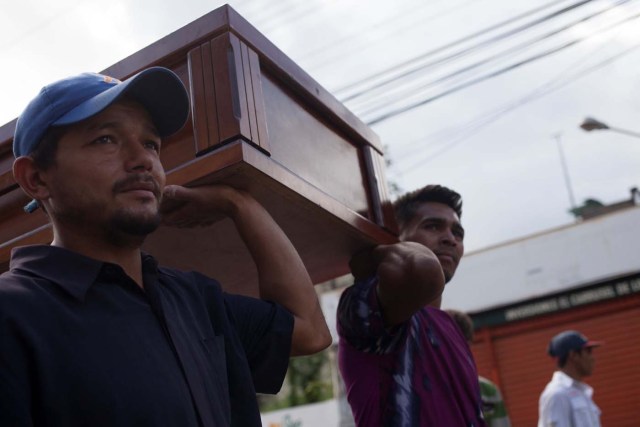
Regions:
[[0, 5, 397, 296]]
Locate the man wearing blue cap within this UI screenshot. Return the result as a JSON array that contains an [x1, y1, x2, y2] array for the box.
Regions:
[[0, 67, 331, 426], [538, 330, 603, 427]]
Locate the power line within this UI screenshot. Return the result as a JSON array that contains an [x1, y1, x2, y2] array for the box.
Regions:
[[241, 0, 301, 28], [393, 41, 640, 173], [335, 0, 593, 98], [294, 0, 436, 63], [391, 32, 617, 153], [351, 0, 631, 116], [258, 2, 330, 34], [301, 0, 481, 71], [364, 9, 640, 125]]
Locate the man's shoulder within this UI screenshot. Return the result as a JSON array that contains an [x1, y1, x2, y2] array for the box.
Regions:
[[0, 268, 41, 294], [423, 307, 468, 340], [540, 378, 573, 402], [156, 266, 222, 291], [0, 269, 51, 316]]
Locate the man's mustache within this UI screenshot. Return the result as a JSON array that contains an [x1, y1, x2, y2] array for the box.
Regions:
[[112, 174, 161, 199]]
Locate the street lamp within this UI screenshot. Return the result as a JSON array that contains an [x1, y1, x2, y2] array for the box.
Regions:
[[580, 117, 640, 139]]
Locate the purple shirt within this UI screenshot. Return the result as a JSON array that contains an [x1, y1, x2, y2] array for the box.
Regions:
[[337, 277, 486, 426]]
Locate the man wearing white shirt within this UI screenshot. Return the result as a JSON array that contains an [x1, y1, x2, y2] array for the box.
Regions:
[[538, 330, 602, 427]]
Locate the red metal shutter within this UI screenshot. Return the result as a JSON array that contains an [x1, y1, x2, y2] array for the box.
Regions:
[[471, 293, 640, 426]]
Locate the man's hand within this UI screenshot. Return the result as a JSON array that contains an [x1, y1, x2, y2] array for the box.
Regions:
[[160, 184, 238, 228], [349, 248, 377, 281]]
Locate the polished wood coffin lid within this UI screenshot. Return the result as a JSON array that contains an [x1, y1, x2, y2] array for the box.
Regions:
[[0, 5, 397, 295]]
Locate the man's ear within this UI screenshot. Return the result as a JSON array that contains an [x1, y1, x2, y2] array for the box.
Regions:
[[12, 156, 51, 201]]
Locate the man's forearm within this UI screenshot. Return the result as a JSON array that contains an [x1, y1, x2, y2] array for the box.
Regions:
[[228, 192, 331, 356]]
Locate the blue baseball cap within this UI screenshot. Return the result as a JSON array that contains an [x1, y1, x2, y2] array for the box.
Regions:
[[13, 66, 190, 213], [547, 330, 602, 359]]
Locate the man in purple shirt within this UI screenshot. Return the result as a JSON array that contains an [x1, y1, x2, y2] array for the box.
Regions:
[[337, 185, 486, 426]]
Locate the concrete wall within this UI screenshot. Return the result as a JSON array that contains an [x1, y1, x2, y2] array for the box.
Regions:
[[442, 206, 640, 312], [261, 399, 340, 427]]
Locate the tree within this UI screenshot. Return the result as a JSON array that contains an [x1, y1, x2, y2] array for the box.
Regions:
[[258, 350, 333, 412]]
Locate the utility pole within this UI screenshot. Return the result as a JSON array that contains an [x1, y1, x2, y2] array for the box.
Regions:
[[553, 133, 577, 211]]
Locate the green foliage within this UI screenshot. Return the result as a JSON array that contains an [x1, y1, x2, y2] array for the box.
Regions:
[[258, 350, 333, 413], [287, 352, 333, 406]]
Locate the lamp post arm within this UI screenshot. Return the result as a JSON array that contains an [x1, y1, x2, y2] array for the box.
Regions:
[[609, 127, 640, 139]]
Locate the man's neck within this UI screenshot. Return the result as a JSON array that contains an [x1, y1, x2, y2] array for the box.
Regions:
[[51, 226, 146, 287], [429, 296, 443, 308], [560, 366, 584, 383]]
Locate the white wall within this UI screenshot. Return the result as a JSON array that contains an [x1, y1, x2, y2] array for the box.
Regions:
[[442, 206, 640, 312], [261, 399, 340, 427]]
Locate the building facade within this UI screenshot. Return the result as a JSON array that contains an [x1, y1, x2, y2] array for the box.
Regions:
[[442, 203, 640, 426]]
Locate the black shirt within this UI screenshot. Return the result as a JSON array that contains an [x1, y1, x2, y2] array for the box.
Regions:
[[0, 245, 293, 427]]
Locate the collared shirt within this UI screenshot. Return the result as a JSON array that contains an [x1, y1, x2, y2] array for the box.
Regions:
[[337, 277, 486, 427], [0, 245, 293, 427], [538, 371, 601, 427]]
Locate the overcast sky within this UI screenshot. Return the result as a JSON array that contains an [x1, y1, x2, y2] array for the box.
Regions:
[[2, 0, 639, 252]]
